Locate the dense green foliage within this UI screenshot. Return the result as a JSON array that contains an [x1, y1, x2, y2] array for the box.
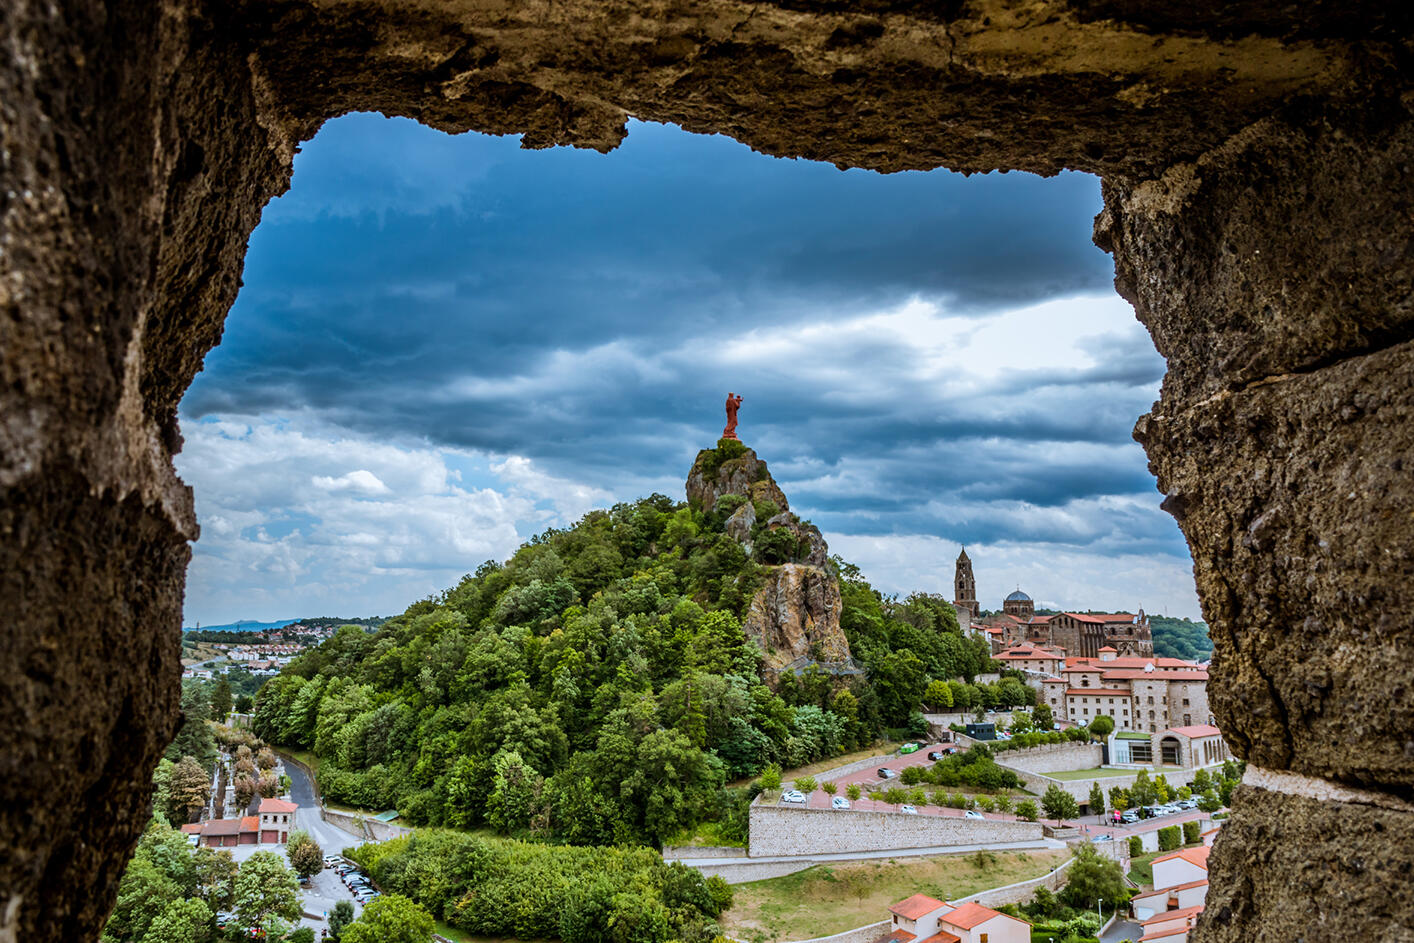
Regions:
[[1150, 616, 1212, 662], [346, 830, 732, 943], [340, 894, 434, 943], [253, 494, 991, 845], [103, 819, 296, 943], [898, 745, 1023, 791]]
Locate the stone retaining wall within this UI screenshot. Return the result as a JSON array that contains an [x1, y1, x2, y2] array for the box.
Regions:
[[953, 855, 1075, 909], [662, 845, 743, 860], [992, 742, 1102, 774], [321, 807, 412, 843], [749, 805, 1041, 857]]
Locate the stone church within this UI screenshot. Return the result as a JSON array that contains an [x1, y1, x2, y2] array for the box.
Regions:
[[953, 549, 1153, 658]]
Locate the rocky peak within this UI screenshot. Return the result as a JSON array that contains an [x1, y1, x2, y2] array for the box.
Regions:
[[686, 439, 854, 681]]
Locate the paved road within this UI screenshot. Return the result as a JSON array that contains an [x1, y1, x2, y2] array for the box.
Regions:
[[282, 756, 365, 858], [672, 837, 1066, 870], [1101, 918, 1144, 942]]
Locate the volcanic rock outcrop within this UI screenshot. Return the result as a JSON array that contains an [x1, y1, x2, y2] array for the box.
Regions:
[[687, 441, 853, 679]]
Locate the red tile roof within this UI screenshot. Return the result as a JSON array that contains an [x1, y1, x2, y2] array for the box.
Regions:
[[1098, 646, 1118, 652], [180, 823, 202, 834], [1167, 725, 1223, 738], [1061, 612, 1136, 624], [1142, 905, 1204, 926], [890, 894, 947, 920], [240, 815, 260, 832], [919, 932, 962, 943], [258, 798, 298, 814], [1066, 688, 1134, 697], [1132, 878, 1209, 901], [1139, 928, 1191, 942], [938, 901, 1009, 930], [201, 819, 241, 835], [877, 932, 918, 943], [1152, 846, 1211, 872]]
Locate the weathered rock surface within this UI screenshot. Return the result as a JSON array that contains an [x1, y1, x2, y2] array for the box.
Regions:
[[686, 443, 789, 515], [765, 512, 829, 569], [743, 564, 853, 675], [3, 0, 1414, 940]]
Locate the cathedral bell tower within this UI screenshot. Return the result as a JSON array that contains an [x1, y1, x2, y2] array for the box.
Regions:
[[954, 547, 980, 616]]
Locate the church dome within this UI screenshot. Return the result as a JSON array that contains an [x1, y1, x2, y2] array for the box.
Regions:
[[1005, 590, 1032, 602]]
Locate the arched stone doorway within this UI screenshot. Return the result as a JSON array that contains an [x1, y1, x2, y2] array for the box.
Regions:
[[3, 3, 1412, 941]]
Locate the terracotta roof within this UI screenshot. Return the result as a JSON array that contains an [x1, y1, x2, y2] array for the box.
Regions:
[[1152, 846, 1212, 872], [201, 819, 241, 835], [1142, 905, 1204, 926], [1132, 878, 1210, 903], [890, 894, 947, 920], [1099, 669, 1209, 681], [1167, 725, 1223, 738], [1066, 688, 1133, 697], [877, 932, 917, 943], [1060, 612, 1136, 624], [1139, 928, 1191, 942], [937, 902, 1007, 930], [919, 932, 962, 943], [180, 823, 202, 834], [1098, 646, 1118, 652], [258, 798, 298, 814], [240, 815, 260, 832], [1201, 826, 1221, 837]]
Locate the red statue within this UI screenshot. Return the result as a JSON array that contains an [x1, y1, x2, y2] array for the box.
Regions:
[[722, 392, 744, 440]]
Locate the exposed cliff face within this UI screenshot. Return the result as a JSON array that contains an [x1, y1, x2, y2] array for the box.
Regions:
[[687, 441, 854, 678]]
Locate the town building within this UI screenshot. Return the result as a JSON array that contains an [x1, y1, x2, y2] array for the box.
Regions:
[[1038, 653, 1212, 733], [1132, 845, 1211, 941], [1108, 726, 1231, 767], [953, 548, 980, 618], [184, 797, 297, 848], [881, 894, 1031, 943]]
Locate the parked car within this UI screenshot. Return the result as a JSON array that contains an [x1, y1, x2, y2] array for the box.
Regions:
[[1091, 833, 1114, 842], [1120, 810, 1140, 824], [899, 743, 919, 754], [1178, 798, 1198, 810], [899, 804, 918, 815], [831, 796, 851, 810], [877, 767, 896, 779], [927, 751, 943, 761], [781, 790, 807, 804], [963, 809, 985, 820]]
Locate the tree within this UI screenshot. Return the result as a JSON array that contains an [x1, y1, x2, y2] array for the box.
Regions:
[[235, 694, 255, 714], [234, 773, 257, 809], [1015, 800, 1039, 822], [1041, 784, 1079, 822], [1089, 782, 1106, 818], [846, 783, 861, 801], [232, 850, 302, 931], [256, 747, 278, 770], [143, 897, 214, 943], [486, 749, 546, 834], [340, 894, 435, 943], [1032, 703, 1053, 731], [1088, 715, 1115, 739], [1060, 843, 1127, 909], [1010, 711, 1033, 734], [1109, 785, 1130, 813], [286, 829, 324, 881], [794, 776, 817, 794], [1130, 769, 1155, 808], [167, 683, 217, 769], [924, 679, 954, 709], [822, 781, 837, 796], [1153, 773, 1172, 803], [211, 677, 234, 721], [1192, 767, 1212, 793], [758, 764, 781, 793], [329, 899, 357, 941], [258, 772, 279, 798], [104, 856, 182, 940], [151, 758, 176, 824], [192, 846, 239, 912], [170, 755, 210, 823]]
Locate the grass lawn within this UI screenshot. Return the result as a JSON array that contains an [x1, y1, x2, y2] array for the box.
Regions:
[[723, 848, 1069, 942], [1127, 850, 1165, 885]]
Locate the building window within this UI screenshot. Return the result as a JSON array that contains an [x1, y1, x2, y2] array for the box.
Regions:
[[1148, 696, 1154, 705], [1082, 698, 1088, 704], [1183, 698, 1190, 706]]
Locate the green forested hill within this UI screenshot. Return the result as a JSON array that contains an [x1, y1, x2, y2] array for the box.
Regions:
[[1150, 616, 1213, 662], [254, 454, 997, 847]]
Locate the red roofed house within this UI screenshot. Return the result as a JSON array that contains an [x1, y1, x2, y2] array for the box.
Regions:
[[1131, 845, 1210, 922], [883, 895, 1030, 943], [258, 797, 297, 844], [1138, 905, 1204, 943]]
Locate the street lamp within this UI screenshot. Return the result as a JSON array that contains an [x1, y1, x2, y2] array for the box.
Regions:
[[1097, 898, 1104, 925]]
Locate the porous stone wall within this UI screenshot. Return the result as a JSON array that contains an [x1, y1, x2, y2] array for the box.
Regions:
[[3, 2, 1413, 941], [749, 805, 1042, 857], [320, 809, 412, 844], [953, 856, 1075, 909]]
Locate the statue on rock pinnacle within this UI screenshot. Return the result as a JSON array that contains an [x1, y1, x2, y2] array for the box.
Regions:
[[723, 392, 744, 440]]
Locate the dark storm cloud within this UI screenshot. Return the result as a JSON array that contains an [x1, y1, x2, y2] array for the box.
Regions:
[[183, 113, 1188, 563]]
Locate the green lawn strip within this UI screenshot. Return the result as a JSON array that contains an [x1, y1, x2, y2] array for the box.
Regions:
[[723, 849, 1069, 941], [433, 920, 524, 943], [1127, 850, 1165, 885]]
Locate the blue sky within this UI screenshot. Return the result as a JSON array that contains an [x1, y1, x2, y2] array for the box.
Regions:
[[175, 114, 1200, 626]]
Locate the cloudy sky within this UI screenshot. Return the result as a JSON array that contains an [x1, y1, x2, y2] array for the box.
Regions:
[[176, 114, 1201, 627]]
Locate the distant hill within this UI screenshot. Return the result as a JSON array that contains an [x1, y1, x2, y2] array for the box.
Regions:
[[182, 618, 299, 634], [1150, 615, 1212, 662]]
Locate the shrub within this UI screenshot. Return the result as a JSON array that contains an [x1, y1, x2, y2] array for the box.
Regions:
[[794, 776, 816, 794], [1015, 800, 1039, 822], [1157, 825, 1181, 852], [1128, 836, 1143, 857], [822, 782, 837, 796], [846, 783, 861, 801], [1182, 821, 1201, 845], [759, 764, 781, 793]]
